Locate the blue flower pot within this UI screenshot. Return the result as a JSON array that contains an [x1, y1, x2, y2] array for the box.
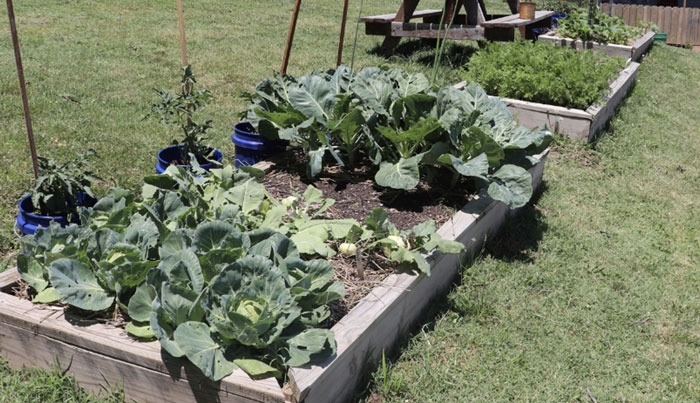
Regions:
[[155, 145, 223, 174], [16, 193, 96, 236], [232, 122, 288, 168]]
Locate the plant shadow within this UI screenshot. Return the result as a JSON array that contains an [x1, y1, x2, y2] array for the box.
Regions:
[[483, 182, 549, 262], [368, 39, 480, 70]]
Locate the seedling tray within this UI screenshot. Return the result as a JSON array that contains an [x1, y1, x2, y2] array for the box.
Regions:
[[0, 151, 548, 402]]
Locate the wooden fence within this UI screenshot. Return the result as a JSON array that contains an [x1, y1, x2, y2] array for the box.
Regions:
[[601, 4, 700, 45]]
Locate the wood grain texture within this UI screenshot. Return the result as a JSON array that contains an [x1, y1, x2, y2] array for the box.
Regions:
[[537, 31, 653, 61], [480, 10, 554, 27], [0, 277, 285, 402], [287, 152, 549, 403], [360, 9, 442, 23], [390, 22, 484, 39], [0, 268, 21, 288], [586, 62, 640, 142]]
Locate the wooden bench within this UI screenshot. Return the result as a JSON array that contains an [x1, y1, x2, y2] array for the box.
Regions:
[[481, 10, 555, 40], [360, 9, 444, 23]]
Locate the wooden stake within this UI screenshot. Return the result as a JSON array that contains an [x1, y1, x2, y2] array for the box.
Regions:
[[337, 0, 350, 66], [281, 0, 302, 74], [6, 0, 39, 178], [176, 0, 188, 67]]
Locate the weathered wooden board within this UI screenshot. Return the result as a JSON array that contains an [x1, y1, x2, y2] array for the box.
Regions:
[[287, 151, 549, 403], [360, 9, 443, 23], [0, 276, 287, 402], [454, 62, 640, 142], [538, 31, 655, 62], [480, 10, 554, 28], [586, 62, 640, 141], [390, 22, 485, 40]]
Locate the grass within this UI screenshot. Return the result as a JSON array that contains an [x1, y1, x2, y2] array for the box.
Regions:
[[369, 44, 700, 402], [1, 0, 698, 401]]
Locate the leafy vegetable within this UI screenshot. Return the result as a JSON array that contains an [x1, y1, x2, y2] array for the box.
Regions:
[[245, 66, 551, 208], [556, 9, 643, 44], [25, 151, 98, 217], [17, 162, 465, 380], [463, 41, 625, 110]]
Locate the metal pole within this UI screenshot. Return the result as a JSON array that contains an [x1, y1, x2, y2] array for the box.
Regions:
[[6, 0, 39, 178], [177, 0, 188, 67], [281, 0, 302, 74], [337, 0, 350, 66]]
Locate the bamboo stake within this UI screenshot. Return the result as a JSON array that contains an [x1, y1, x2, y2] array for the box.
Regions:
[[337, 0, 350, 66], [176, 0, 188, 67], [281, 0, 302, 74], [6, 0, 39, 178]]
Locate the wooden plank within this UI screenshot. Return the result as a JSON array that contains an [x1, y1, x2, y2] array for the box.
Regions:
[[360, 9, 443, 23], [629, 31, 655, 62], [691, 9, 700, 44], [650, 6, 659, 31], [538, 32, 635, 59], [0, 319, 284, 403], [480, 10, 554, 27], [0, 290, 285, 402], [0, 267, 21, 288], [390, 22, 485, 40], [288, 151, 550, 403], [586, 62, 640, 142], [664, 7, 673, 42]]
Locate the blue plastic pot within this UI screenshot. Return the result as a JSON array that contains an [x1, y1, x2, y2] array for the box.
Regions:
[[16, 193, 96, 236], [552, 12, 567, 28], [155, 144, 223, 174], [232, 122, 288, 168]]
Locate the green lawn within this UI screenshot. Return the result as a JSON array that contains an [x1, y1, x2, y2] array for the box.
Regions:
[[1, 0, 699, 401]]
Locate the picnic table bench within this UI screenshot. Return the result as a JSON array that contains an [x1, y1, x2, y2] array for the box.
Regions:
[[361, 0, 555, 54]]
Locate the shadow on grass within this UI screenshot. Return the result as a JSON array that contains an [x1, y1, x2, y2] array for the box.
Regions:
[[484, 182, 549, 262], [353, 186, 549, 401], [368, 39, 479, 70]]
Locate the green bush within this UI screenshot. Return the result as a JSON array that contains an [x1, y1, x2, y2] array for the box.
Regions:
[[462, 41, 626, 110]]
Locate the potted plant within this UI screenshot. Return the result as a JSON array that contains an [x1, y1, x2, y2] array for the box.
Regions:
[[149, 65, 223, 173], [16, 151, 98, 235]]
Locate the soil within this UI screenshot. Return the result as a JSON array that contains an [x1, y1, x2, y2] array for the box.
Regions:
[[262, 151, 478, 319]]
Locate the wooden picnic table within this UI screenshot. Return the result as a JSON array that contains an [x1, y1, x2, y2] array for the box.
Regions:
[[360, 0, 554, 54]]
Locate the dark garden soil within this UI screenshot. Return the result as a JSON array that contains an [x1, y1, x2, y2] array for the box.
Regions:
[[262, 152, 478, 321]]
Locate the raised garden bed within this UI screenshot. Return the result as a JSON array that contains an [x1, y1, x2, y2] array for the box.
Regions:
[[457, 62, 640, 142], [538, 30, 655, 62], [0, 151, 548, 402]]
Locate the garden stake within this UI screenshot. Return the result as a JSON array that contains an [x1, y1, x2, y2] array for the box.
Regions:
[[349, 0, 365, 72], [177, 0, 188, 67], [6, 0, 39, 178], [281, 0, 302, 74], [337, 0, 350, 66]]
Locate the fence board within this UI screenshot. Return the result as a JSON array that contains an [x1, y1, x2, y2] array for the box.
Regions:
[[601, 4, 699, 44]]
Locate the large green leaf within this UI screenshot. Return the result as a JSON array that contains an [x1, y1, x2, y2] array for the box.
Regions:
[[17, 254, 48, 292], [48, 258, 114, 311], [288, 75, 335, 124], [438, 153, 489, 179], [174, 322, 235, 381], [33, 287, 61, 304], [128, 282, 156, 322], [234, 359, 281, 379], [487, 164, 533, 208], [285, 328, 336, 367], [375, 156, 421, 190], [229, 180, 266, 214]]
